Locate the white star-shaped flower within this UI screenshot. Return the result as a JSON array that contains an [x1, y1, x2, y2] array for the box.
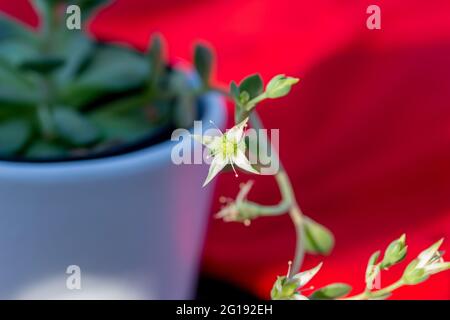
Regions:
[[416, 239, 450, 275], [192, 117, 259, 187]]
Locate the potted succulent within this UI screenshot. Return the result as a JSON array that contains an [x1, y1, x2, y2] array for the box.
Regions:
[[0, 0, 225, 299]]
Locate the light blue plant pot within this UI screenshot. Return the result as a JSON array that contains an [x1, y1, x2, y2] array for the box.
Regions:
[[0, 93, 226, 299]]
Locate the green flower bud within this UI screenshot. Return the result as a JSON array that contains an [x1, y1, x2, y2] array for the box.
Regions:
[[265, 74, 299, 99], [381, 234, 407, 269], [271, 276, 300, 300], [402, 259, 429, 285]]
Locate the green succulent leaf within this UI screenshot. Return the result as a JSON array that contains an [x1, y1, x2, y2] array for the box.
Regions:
[[53, 107, 100, 146], [147, 34, 163, 74], [0, 12, 37, 43], [0, 119, 32, 156], [89, 96, 166, 144], [303, 217, 335, 255], [19, 56, 65, 74], [53, 31, 94, 84], [73, 46, 148, 91], [0, 39, 40, 67], [0, 58, 38, 107], [32, 0, 58, 34], [26, 139, 67, 159], [60, 46, 149, 107], [239, 74, 263, 100], [146, 33, 165, 93], [309, 283, 352, 300], [194, 43, 213, 86]]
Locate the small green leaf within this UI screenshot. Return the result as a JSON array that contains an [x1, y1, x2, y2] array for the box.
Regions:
[[53, 107, 100, 146], [0, 119, 31, 156], [194, 43, 213, 86], [239, 74, 263, 100], [265, 74, 299, 98], [309, 283, 352, 300], [303, 217, 335, 255]]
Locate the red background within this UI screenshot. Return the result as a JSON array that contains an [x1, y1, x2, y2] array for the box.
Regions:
[[2, 0, 450, 299]]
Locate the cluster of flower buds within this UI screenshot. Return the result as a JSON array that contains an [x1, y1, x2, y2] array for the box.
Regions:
[[216, 181, 257, 226]]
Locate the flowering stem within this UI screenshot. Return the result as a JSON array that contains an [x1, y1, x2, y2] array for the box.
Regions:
[[249, 112, 306, 278], [212, 85, 306, 276]]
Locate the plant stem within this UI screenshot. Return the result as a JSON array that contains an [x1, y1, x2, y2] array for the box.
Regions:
[[249, 112, 306, 277], [289, 203, 306, 278], [344, 279, 404, 300]]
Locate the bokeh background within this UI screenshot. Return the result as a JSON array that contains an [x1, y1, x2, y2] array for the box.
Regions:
[[2, 0, 450, 299]]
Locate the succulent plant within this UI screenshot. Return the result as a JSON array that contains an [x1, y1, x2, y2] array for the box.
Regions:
[[0, 0, 212, 160]]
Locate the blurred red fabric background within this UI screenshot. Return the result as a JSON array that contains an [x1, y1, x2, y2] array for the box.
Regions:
[[2, 0, 450, 299]]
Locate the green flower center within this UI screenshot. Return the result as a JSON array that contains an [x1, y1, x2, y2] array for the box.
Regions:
[[221, 136, 238, 158]]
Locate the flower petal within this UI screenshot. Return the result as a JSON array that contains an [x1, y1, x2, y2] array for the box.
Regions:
[[203, 154, 228, 187], [424, 262, 450, 275], [233, 149, 259, 175], [191, 134, 222, 150], [293, 262, 323, 288], [226, 117, 248, 142], [417, 238, 443, 268]]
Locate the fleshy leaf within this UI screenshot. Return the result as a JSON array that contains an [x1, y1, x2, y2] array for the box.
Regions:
[[194, 43, 213, 86], [0, 119, 31, 156], [309, 283, 352, 300], [303, 217, 335, 255], [53, 107, 101, 146]]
